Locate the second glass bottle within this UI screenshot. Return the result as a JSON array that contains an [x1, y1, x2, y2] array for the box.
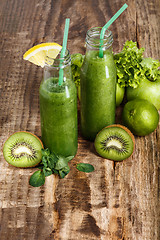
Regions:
[[80, 27, 117, 141]]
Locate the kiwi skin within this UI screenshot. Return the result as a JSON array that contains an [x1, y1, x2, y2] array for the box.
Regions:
[[94, 124, 135, 161], [3, 131, 44, 168]]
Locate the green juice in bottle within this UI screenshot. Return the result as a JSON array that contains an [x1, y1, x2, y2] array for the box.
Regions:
[[39, 50, 78, 157], [80, 27, 117, 141]]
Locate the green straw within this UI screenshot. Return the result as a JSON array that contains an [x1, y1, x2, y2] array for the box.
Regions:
[[58, 18, 70, 86], [99, 3, 128, 58]]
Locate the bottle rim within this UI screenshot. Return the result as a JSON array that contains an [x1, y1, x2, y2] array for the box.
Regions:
[[44, 48, 71, 68], [86, 27, 113, 49]]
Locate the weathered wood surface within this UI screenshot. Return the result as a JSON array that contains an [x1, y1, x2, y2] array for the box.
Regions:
[[0, 0, 160, 239]]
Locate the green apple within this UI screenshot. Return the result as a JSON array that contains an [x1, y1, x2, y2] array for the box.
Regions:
[[126, 77, 160, 110], [116, 83, 125, 107]]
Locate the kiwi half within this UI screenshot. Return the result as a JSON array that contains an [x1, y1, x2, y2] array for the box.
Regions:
[[3, 131, 43, 167], [94, 124, 135, 161]]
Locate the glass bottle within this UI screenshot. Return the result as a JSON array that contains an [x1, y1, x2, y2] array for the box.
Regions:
[[39, 49, 78, 157], [80, 27, 117, 141]]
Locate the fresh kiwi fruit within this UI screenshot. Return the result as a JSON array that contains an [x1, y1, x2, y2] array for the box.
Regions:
[[94, 124, 135, 161], [3, 131, 43, 168]]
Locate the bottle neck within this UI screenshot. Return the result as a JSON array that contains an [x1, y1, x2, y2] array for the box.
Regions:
[[44, 49, 71, 69], [85, 27, 113, 51], [43, 49, 72, 83]]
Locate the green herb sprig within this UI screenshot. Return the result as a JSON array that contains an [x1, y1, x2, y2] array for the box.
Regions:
[[29, 148, 94, 187], [29, 149, 73, 187]]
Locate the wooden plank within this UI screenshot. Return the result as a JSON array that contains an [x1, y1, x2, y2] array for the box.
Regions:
[[0, 0, 159, 239]]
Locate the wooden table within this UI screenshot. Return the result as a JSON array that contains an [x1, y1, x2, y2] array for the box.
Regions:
[[0, 0, 159, 239]]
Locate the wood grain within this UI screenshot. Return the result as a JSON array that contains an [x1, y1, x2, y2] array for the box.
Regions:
[[0, 0, 159, 239]]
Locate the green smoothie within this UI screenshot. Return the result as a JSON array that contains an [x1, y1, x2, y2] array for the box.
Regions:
[[80, 49, 117, 141], [39, 77, 78, 157]]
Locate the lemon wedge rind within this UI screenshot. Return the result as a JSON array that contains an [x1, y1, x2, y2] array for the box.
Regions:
[[23, 43, 62, 67]]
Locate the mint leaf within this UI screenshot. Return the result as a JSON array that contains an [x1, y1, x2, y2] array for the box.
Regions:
[[43, 168, 52, 177], [42, 155, 48, 167], [65, 156, 74, 162], [29, 170, 45, 187], [41, 149, 58, 170], [55, 156, 68, 170], [59, 166, 70, 179], [47, 153, 59, 169], [76, 163, 94, 173]]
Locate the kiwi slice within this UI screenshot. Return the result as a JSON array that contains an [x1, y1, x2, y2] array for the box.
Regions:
[[3, 131, 43, 167], [94, 124, 135, 161]]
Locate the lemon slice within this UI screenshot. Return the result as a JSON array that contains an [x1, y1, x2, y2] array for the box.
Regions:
[[23, 43, 62, 67]]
